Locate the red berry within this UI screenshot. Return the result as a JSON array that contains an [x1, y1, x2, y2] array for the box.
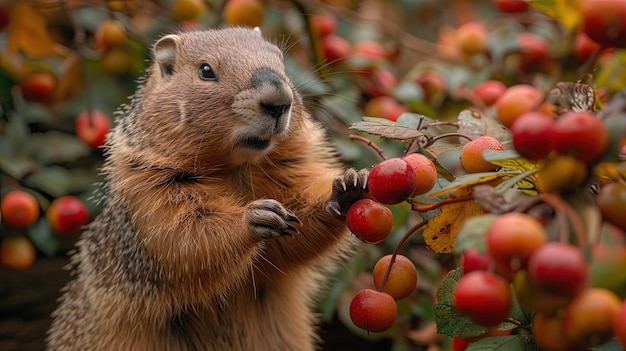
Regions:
[[1, 190, 40, 228], [346, 199, 393, 244], [454, 271, 512, 327], [511, 111, 555, 161], [368, 158, 417, 204], [349, 289, 397, 333], [473, 80, 507, 106], [462, 248, 491, 275], [493, 0, 530, 13], [46, 196, 89, 237], [553, 111, 608, 163], [582, 0, 626, 48], [75, 110, 112, 149], [528, 242, 589, 297]]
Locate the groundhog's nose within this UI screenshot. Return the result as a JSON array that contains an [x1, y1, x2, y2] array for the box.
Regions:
[[251, 67, 293, 120]]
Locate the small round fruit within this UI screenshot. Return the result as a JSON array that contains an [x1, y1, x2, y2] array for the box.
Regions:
[[402, 153, 437, 195], [321, 34, 351, 63], [349, 289, 397, 333], [513, 271, 570, 315], [511, 111, 555, 161], [47, 196, 89, 237], [473, 80, 507, 106], [1, 190, 40, 228], [172, 0, 205, 21], [311, 13, 337, 37], [364, 96, 408, 122], [535, 155, 588, 193], [516, 32, 550, 65], [614, 301, 626, 348], [575, 32, 603, 60], [562, 288, 622, 348], [368, 158, 417, 204], [456, 21, 487, 55], [372, 254, 418, 300], [553, 111, 608, 163], [346, 199, 393, 244], [495, 84, 543, 128], [462, 248, 491, 275], [353, 40, 387, 62], [415, 71, 446, 103], [75, 110, 112, 149], [21, 72, 57, 103], [532, 313, 572, 351], [582, 0, 626, 48], [596, 181, 626, 232], [528, 242, 589, 297], [486, 213, 547, 274], [223, 0, 264, 28], [94, 19, 127, 51], [460, 136, 505, 173], [452, 337, 472, 351], [0, 237, 36, 270], [454, 271, 512, 327]]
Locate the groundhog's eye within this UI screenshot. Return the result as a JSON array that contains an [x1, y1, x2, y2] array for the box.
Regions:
[[198, 63, 218, 81]]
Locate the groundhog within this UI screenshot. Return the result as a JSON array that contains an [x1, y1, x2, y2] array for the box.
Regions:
[[47, 27, 368, 351]]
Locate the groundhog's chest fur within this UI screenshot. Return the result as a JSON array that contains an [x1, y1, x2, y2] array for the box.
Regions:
[[46, 28, 368, 351]]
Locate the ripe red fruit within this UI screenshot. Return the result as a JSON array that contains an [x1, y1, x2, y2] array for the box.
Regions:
[[511, 111, 555, 161], [372, 254, 418, 300], [462, 248, 491, 275], [582, 0, 626, 48], [486, 213, 547, 275], [349, 289, 397, 333], [553, 111, 608, 163], [460, 136, 505, 173], [493, 0, 530, 12], [310, 13, 337, 37], [454, 271, 512, 327], [46, 196, 89, 237], [321, 34, 351, 63], [574, 32, 603, 60], [75, 110, 112, 149], [346, 199, 393, 244], [1, 237, 36, 270], [401, 153, 437, 195], [1, 190, 40, 228], [473, 80, 507, 106], [94, 19, 127, 51], [21, 72, 57, 103], [528, 242, 589, 297], [364, 96, 408, 122], [368, 158, 417, 204], [452, 337, 472, 351], [353, 40, 387, 63], [414, 71, 446, 103], [516, 32, 549, 66]]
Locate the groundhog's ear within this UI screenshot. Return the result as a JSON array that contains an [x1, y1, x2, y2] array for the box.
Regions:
[[154, 34, 181, 81]]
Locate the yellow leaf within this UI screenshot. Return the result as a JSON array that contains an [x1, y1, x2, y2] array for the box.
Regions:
[[427, 172, 514, 198], [423, 189, 483, 253], [484, 150, 539, 195], [555, 0, 583, 31], [7, 3, 56, 57]]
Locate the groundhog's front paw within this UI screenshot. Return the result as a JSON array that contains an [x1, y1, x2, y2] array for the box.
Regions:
[[246, 199, 300, 240], [325, 168, 369, 216]]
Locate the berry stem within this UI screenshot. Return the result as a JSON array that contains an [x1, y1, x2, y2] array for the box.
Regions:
[[539, 193, 587, 249], [429, 132, 474, 144], [349, 134, 388, 160], [376, 220, 429, 293], [409, 195, 474, 212]]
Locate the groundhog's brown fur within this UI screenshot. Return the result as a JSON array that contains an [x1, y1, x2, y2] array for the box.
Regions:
[[47, 28, 367, 351]]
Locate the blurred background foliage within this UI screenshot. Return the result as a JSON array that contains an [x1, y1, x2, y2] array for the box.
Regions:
[[1, 0, 626, 350]]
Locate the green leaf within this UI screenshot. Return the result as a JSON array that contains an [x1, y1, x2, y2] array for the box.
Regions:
[[434, 303, 488, 338], [0, 155, 38, 180], [466, 335, 536, 351], [27, 218, 60, 257], [453, 214, 499, 254], [436, 268, 463, 306], [350, 117, 424, 141], [23, 165, 74, 197], [26, 131, 92, 165], [5, 112, 31, 154]]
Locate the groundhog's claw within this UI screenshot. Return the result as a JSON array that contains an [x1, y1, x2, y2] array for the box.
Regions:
[[246, 199, 300, 240], [325, 168, 369, 216]]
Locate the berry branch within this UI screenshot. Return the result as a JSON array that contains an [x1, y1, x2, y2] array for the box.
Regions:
[[349, 134, 389, 161]]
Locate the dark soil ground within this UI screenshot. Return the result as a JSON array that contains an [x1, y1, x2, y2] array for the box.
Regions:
[[0, 256, 391, 351]]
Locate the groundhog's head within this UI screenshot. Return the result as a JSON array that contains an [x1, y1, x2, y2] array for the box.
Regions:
[[128, 28, 302, 167]]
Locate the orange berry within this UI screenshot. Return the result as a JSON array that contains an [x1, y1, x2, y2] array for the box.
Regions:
[[372, 254, 418, 300], [1, 237, 36, 270], [460, 136, 505, 173], [494, 84, 543, 128], [402, 153, 437, 195], [1, 190, 40, 228], [223, 0, 264, 28], [94, 19, 127, 51]]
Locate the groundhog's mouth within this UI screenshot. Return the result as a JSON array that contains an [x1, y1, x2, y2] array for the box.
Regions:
[[239, 136, 273, 151]]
